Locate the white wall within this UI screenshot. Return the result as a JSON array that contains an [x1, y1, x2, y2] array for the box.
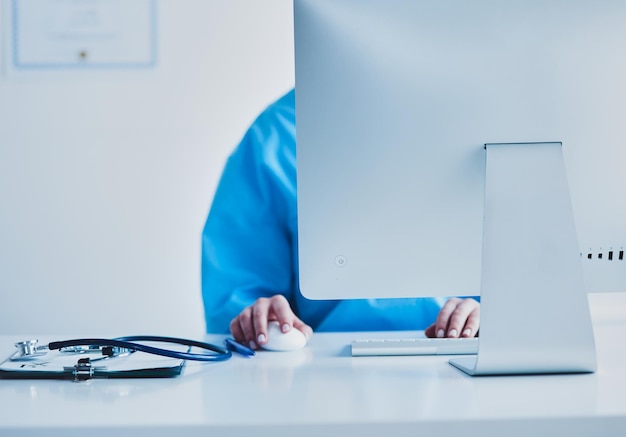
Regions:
[[0, 0, 295, 336]]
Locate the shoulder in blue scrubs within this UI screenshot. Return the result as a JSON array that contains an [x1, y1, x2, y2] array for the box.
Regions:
[[201, 89, 444, 333]]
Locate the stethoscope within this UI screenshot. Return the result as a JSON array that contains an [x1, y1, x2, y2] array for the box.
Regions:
[[11, 335, 233, 362]]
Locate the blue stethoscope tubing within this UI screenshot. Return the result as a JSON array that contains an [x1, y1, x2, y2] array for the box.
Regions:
[[48, 335, 232, 362]]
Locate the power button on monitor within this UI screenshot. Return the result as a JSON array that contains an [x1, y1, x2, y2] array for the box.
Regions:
[[334, 255, 347, 267]]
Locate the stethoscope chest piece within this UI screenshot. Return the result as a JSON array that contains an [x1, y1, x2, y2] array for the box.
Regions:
[[13, 339, 47, 360]]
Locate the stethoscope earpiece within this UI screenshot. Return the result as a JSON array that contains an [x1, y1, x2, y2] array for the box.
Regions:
[[11, 336, 232, 362]]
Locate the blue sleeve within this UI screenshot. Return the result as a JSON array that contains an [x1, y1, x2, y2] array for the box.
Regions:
[[201, 106, 296, 333]]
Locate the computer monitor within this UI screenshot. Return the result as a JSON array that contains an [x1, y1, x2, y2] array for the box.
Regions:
[[294, 0, 626, 375]]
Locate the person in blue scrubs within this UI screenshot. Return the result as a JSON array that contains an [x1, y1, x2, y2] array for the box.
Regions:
[[202, 89, 480, 349]]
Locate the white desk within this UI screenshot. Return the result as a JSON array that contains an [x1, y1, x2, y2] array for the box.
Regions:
[[1, 293, 625, 437]]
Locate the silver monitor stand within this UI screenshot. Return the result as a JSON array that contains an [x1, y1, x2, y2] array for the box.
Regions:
[[449, 142, 596, 375]]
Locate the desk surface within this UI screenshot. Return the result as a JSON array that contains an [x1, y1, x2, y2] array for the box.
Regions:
[[1, 293, 625, 437]]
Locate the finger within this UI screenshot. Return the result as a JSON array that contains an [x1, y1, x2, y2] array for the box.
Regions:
[[434, 298, 461, 338], [461, 307, 480, 338], [292, 316, 314, 341], [250, 297, 272, 346], [237, 305, 258, 349], [267, 295, 296, 333], [229, 317, 244, 343], [424, 323, 437, 338], [446, 298, 479, 338]]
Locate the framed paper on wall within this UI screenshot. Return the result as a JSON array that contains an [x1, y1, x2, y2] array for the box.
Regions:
[[12, 0, 157, 69]]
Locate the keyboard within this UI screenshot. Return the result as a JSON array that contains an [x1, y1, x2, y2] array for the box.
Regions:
[[351, 337, 478, 357]]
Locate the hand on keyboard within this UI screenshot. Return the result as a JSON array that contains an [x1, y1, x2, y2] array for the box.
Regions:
[[424, 297, 480, 339]]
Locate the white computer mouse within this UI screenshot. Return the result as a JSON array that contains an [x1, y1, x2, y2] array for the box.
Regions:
[[261, 321, 307, 351]]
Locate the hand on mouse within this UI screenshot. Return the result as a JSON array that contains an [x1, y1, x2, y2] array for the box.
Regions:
[[230, 294, 313, 350], [424, 297, 480, 339]]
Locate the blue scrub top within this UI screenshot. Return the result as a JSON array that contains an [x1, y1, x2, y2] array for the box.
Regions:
[[201, 89, 444, 333]]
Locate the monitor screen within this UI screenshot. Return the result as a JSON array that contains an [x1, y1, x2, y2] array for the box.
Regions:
[[294, 0, 626, 300]]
